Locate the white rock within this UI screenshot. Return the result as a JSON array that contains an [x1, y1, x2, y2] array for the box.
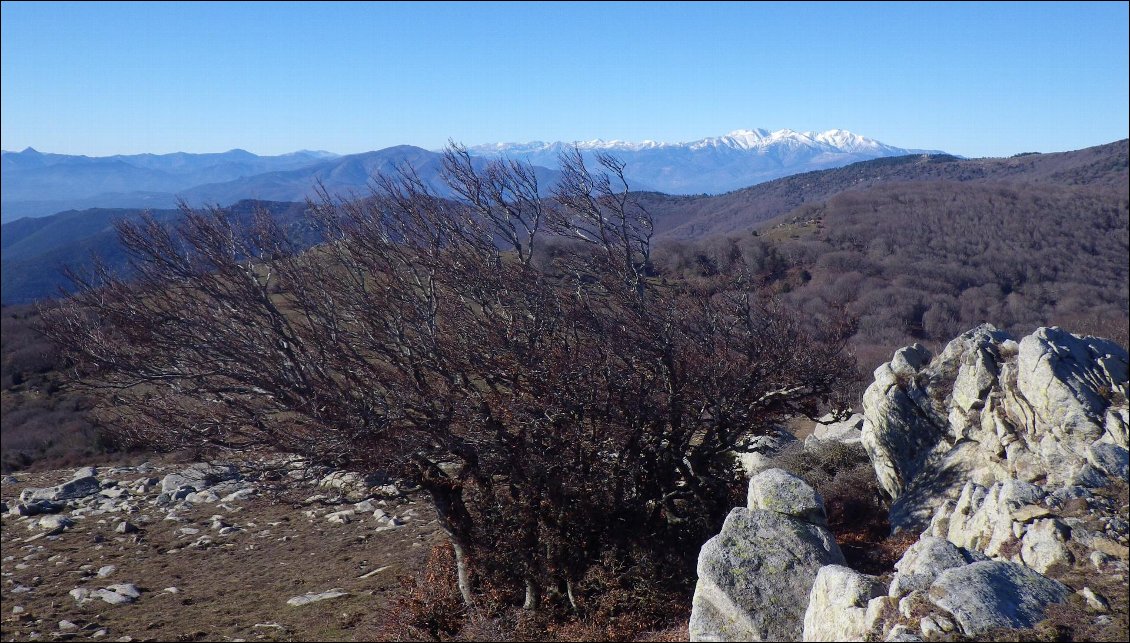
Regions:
[[286, 588, 349, 606], [802, 565, 885, 642], [689, 504, 844, 641], [889, 536, 970, 597], [747, 468, 827, 526], [927, 561, 1070, 637], [1020, 518, 1074, 573], [326, 509, 356, 525], [1081, 587, 1110, 612]]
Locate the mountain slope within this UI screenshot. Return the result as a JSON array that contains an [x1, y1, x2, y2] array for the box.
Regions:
[[1, 201, 312, 305], [641, 139, 1128, 240], [650, 139, 1129, 370]]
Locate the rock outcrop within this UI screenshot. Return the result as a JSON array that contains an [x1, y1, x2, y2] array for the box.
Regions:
[[694, 326, 1128, 642], [861, 325, 1128, 533], [804, 533, 1073, 640], [689, 469, 844, 641]]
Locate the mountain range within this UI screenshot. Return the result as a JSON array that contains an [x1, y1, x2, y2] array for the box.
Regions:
[[1, 129, 937, 223], [3, 138, 1124, 307], [466, 128, 941, 194]]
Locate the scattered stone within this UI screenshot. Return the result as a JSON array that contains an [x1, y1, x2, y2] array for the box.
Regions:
[[326, 509, 356, 525], [358, 565, 392, 579], [91, 583, 141, 605], [1081, 587, 1111, 613], [58, 620, 78, 631], [14, 500, 64, 517], [20, 476, 101, 503], [96, 565, 117, 578], [286, 588, 350, 606], [885, 624, 923, 642], [72, 466, 98, 479], [220, 488, 255, 502], [114, 521, 138, 534], [34, 514, 74, 535], [160, 463, 239, 494]]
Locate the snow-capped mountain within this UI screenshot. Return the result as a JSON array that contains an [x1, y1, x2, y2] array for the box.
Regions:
[[467, 129, 944, 194]]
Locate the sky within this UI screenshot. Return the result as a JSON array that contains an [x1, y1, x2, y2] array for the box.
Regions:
[[2, 1, 1127, 158]]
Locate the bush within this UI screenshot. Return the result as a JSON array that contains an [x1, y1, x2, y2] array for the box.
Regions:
[[41, 147, 855, 621]]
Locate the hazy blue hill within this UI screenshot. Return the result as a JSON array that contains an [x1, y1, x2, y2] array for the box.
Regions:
[[1, 201, 312, 305], [0, 146, 559, 223], [176, 146, 562, 205], [0, 148, 337, 221]]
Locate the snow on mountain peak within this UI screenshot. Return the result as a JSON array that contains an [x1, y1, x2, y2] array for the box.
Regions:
[[469, 128, 896, 156]]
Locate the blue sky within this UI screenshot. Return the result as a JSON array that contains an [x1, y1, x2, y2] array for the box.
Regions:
[[2, 1, 1127, 158]]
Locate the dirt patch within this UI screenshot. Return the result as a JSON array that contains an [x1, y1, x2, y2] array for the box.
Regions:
[[1, 465, 444, 642]]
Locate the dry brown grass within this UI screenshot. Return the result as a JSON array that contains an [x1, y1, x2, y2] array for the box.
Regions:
[[1, 466, 444, 642]]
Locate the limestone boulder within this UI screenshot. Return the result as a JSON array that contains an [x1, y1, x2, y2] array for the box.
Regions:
[[888, 536, 976, 596], [19, 476, 101, 503], [747, 468, 828, 527], [806, 413, 866, 450], [160, 463, 240, 494], [802, 565, 886, 642], [690, 472, 844, 641], [927, 561, 1070, 637]]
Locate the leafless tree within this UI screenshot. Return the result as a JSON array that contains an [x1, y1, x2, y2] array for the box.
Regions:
[[40, 146, 853, 611]]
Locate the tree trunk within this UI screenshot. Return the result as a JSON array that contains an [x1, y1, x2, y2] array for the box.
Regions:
[[451, 540, 474, 608], [425, 479, 476, 607], [523, 577, 540, 610]]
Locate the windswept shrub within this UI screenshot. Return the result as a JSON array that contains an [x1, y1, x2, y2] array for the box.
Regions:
[[40, 146, 854, 626]]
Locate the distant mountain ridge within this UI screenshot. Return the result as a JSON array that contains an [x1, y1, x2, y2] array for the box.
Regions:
[[4, 139, 1124, 306], [0, 146, 556, 223], [466, 128, 944, 194], [2, 129, 942, 222], [0, 148, 339, 221]]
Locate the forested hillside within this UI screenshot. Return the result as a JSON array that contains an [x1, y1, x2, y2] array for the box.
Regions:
[[643, 139, 1128, 239], [654, 145, 1129, 371]]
